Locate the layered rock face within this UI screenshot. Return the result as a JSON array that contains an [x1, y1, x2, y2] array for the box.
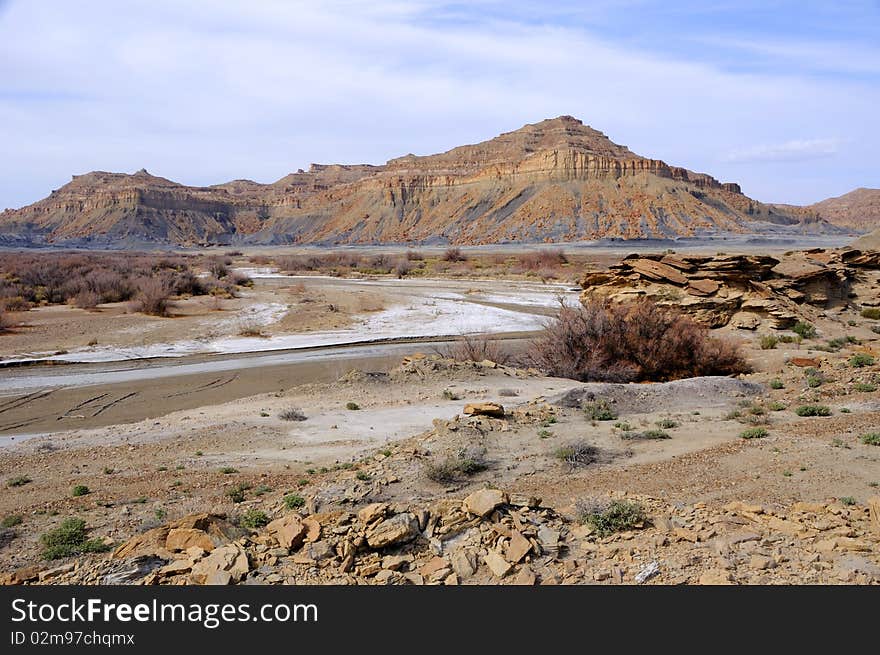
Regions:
[[580, 248, 880, 329], [0, 116, 834, 247], [807, 188, 880, 232]]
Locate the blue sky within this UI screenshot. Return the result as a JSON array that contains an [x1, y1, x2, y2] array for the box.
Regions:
[[1, 0, 877, 209]]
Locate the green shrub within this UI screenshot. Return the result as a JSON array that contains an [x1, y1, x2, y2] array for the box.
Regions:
[[655, 419, 679, 429], [740, 427, 769, 439], [219, 467, 237, 475], [839, 496, 856, 506], [769, 379, 784, 390], [284, 493, 306, 510], [346, 402, 360, 410], [621, 429, 670, 440], [860, 307, 880, 320], [792, 321, 817, 339], [806, 375, 823, 388], [71, 485, 90, 497], [240, 509, 270, 530], [583, 400, 617, 421], [767, 401, 786, 411], [7, 475, 31, 488], [1, 515, 23, 528], [849, 353, 875, 368], [40, 518, 110, 560], [554, 441, 600, 467], [854, 382, 877, 392], [226, 484, 249, 504], [795, 405, 832, 417], [861, 433, 880, 446], [356, 471, 371, 481], [577, 500, 647, 536], [278, 408, 307, 421], [759, 334, 778, 350]]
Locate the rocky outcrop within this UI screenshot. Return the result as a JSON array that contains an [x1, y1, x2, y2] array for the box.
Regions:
[[807, 188, 880, 233], [0, 116, 834, 247], [580, 248, 879, 329]]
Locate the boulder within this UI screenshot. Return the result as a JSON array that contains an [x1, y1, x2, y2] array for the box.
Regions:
[[357, 503, 388, 525], [266, 515, 308, 551], [464, 489, 507, 517], [365, 513, 420, 549], [483, 550, 513, 578], [165, 528, 218, 553], [190, 543, 249, 584]]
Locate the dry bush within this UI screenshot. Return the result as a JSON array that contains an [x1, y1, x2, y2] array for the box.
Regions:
[[131, 277, 172, 317], [520, 249, 568, 270], [249, 255, 271, 265], [208, 256, 229, 279], [442, 247, 467, 262], [394, 259, 413, 278], [527, 298, 748, 382], [442, 335, 512, 365], [0, 307, 11, 333], [73, 289, 100, 310], [405, 250, 424, 261]]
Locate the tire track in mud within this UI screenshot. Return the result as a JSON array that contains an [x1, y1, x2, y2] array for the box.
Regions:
[[92, 392, 139, 417], [58, 393, 109, 419], [0, 389, 55, 415], [164, 374, 239, 398]]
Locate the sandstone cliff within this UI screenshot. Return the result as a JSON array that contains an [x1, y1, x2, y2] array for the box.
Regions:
[[0, 116, 836, 247]]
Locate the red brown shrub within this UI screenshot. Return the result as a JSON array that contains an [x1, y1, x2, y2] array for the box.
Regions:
[[527, 298, 748, 382]]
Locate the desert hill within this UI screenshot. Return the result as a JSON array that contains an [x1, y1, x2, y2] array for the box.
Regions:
[[0, 116, 838, 247]]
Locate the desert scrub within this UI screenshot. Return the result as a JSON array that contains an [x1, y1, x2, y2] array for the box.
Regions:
[[767, 401, 786, 411], [1, 515, 23, 528], [554, 441, 600, 468], [621, 429, 670, 440], [768, 379, 784, 390], [806, 375, 823, 388], [278, 408, 307, 421], [795, 405, 832, 417], [226, 483, 250, 504], [759, 334, 778, 350], [860, 307, 880, 320], [441, 389, 460, 400], [537, 429, 553, 439], [849, 353, 875, 368], [854, 382, 877, 392], [655, 418, 679, 429], [861, 433, 880, 446], [577, 500, 647, 537], [240, 509, 270, 530], [345, 402, 360, 410], [7, 475, 31, 488], [284, 493, 306, 510], [71, 485, 90, 497], [583, 399, 617, 421], [740, 427, 768, 439], [219, 467, 238, 475], [613, 421, 632, 431], [839, 496, 856, 506], [40, 518, 111, 560], [425, 446, 488, 483], [792, 321, 817, 339], [356, 471, 371, 481]]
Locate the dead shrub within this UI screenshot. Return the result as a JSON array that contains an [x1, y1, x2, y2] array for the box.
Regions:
[[394, 259, 413, 278], [131, 277, 172, 317], [520, 249, 568, 270], [73, 289, 100, 310], [442, 335, 512, 365], [424, 446, 488, 483], [442, 247, 467, 262], [405, 250, 424, 261], [527, 298, 748, 382]]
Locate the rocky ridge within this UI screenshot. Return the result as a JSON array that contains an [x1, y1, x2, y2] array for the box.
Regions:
[[579, 247, 880, 330]]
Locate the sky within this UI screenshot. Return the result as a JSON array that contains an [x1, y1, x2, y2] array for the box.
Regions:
[[0, 0, 878, 209]]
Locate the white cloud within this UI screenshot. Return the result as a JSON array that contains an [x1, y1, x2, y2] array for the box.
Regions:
[[723, 138, 842, 163]]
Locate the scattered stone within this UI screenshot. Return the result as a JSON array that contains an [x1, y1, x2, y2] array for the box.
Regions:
[[365, 513, 420, 549], [463, 402, 505, 418], [464, 489, 507, 517], [484, 550, 513, 578]]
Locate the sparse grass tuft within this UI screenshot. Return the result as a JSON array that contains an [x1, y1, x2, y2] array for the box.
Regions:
[[576, 499, 647, 537], [740, 427, 769, 439], [583, 399, 617, 421], [345, 402, 360, 411], [759, 334, 778, 350], [71, 485, 90, 497], [554, 441, 600, 467], [854, 382, 877, 392], [839, 496, 856, 506], [1, 515, 23, 528], [769, 379, 784, 390], [425, 446, 488, 483], [860, 432, 880, 446], [860, 307, 880, 320], [7, 475, 31, 488], [655, 418, 679, 429], [621, 429, 670, 441]]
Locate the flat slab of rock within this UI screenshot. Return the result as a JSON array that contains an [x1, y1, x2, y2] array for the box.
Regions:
[[266, 515, 307, 551], [463, 402, 505, 418], [464, 489, 508, 517]]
